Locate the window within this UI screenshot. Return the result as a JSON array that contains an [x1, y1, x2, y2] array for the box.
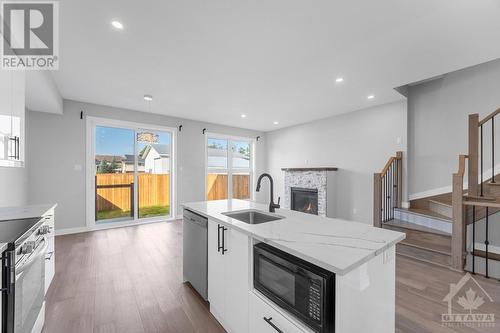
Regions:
[[206, 135, 254, 201]]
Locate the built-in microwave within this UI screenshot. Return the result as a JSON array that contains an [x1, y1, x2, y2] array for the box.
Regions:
[[253, 242, 335, 333]]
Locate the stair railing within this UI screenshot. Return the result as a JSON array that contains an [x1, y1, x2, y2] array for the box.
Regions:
[[468, 108, 500, 197], [461, 199, 499, 278], [373, 151, 403, 228], [452, 107, 500, 273]]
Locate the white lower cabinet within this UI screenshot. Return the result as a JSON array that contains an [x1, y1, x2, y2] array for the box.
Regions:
[[207, 220, 249, 333], [44, 214, 55, 293], [250, 292, 306, 333]]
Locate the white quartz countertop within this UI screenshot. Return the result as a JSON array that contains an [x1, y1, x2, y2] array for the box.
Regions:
[[0, 203, 57, 221], [182, 199, 405, 275], [0, 204, 57, 253]]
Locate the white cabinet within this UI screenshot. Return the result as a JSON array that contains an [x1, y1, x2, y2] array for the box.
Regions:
[[207, 220, 249, 333], [250, 292, 306, 333], [0, 69, 25, 167], [43, 213, 55, 293]]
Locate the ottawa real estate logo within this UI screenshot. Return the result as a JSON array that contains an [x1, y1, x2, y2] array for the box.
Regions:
[[442, 273, 495, 328], [1, 1, 59, 70]]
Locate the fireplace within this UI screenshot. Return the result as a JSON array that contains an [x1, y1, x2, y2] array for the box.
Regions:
[[291, 187, 318, 215]]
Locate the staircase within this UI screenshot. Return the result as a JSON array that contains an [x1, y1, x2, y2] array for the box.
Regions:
[[374, 109, 500, 277]]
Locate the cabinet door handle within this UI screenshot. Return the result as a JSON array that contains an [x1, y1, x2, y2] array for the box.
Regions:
[[16, 136, 19, 160], [221, 227, 228, 254], [217, 224, 223, 253], [263, 317, 283, 333]]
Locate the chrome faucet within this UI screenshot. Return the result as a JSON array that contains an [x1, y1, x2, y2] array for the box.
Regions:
[[256, 173, 280, 213]]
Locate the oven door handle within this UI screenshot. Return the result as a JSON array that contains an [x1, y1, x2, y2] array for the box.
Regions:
[[16, 237, 48, 280]]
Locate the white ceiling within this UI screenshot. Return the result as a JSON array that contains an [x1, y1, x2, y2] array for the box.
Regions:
[[53, 0, 500, 131]]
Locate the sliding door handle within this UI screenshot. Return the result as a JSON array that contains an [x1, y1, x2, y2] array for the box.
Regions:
[[263, 317, 283, 333]]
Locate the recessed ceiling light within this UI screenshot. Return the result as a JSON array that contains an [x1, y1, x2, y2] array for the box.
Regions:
[[367, 95, 375, 100], [335, 77, 344, 83], [143, 94, 153, 101], [273, 121, 279, 125], [111, 21, 124, 30], [241, 114, 247, 118]]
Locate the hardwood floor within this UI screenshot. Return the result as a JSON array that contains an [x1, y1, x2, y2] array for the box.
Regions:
[[45, 220, 500, 333]]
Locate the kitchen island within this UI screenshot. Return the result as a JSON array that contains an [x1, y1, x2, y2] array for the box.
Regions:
[[182, 199, 405, 333]]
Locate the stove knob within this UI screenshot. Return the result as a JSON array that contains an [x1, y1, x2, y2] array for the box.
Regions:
[[21, 241, 35, 254], [39, 225, 51, 235]]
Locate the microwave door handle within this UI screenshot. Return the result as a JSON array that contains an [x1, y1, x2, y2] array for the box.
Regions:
[[263, 317, 284, 333]]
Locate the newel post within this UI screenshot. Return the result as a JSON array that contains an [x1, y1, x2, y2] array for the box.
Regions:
[[451, 172, 465, 271], [373, 173, 382, 228], [396, 151, 403, 209], [468, 114, 479, 196]]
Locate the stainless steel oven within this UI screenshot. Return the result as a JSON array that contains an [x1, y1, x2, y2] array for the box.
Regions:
[[2, 217, 49, 333], [254, 242, 335, 333]]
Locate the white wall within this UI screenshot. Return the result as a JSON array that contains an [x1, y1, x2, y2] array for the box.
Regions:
[[408, 58, 500, 198], [266, 101, 407, 224], [0, 167, 27, 207], [27, 100, 267, 232]]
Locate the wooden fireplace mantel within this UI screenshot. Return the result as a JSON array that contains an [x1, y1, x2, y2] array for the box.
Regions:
[[281, 167, 338, 171]]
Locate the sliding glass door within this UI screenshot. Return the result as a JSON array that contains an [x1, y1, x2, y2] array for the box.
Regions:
[[90, 119, 174, 225]]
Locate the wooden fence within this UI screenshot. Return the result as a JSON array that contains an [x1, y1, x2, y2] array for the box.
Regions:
[[96, 173, 170, 212], [207, 173, 249, 200], [96, 173, 248, 212]]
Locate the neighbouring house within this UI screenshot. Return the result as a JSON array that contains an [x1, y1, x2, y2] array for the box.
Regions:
[[122, 154, 145, 173], [141, 144, 170, 174], [95, 155, 123, 173], [208, 147, 249, 168]]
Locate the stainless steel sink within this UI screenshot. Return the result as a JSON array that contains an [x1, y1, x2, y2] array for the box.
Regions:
[[222, 210, 284, 224]]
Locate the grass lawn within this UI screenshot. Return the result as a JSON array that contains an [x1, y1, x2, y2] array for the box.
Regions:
[[139, 205, 170, 218], [96, 205, 170, 221]]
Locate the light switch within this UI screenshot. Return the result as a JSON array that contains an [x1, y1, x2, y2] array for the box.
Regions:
[[74, 164, 82, 171]]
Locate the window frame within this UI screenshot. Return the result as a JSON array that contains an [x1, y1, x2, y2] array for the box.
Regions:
[[205, 132, 255, 201]]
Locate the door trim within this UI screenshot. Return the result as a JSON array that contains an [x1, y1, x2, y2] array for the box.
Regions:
[[85, 116, 177, 228]]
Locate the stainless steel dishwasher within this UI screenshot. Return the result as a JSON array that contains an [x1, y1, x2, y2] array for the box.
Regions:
[[182, 209, 208, 300]]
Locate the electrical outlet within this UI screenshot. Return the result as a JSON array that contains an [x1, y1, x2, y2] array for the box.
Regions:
[[396, 136, 402, 144]]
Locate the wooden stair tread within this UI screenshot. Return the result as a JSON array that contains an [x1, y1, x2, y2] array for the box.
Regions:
[[428, 197, 452, 207], [396, 243, 451, 268], [396, 207, 452, 222], [383, 219, 451, 236], [464, 197, 500, 208], [470, 250, 500, 261], [384, 220, 451, 255]]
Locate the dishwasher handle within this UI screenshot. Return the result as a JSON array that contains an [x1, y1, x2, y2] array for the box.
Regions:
[[183, 210, 207, 228]]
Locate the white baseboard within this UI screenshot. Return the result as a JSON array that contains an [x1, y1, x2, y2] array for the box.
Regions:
[[55, 217, 181, 236], [408, 185, 452, 201], [409, 162, 500, 201]]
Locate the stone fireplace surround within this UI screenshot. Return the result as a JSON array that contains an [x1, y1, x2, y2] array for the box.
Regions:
[[282, 167, 337, 217]]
